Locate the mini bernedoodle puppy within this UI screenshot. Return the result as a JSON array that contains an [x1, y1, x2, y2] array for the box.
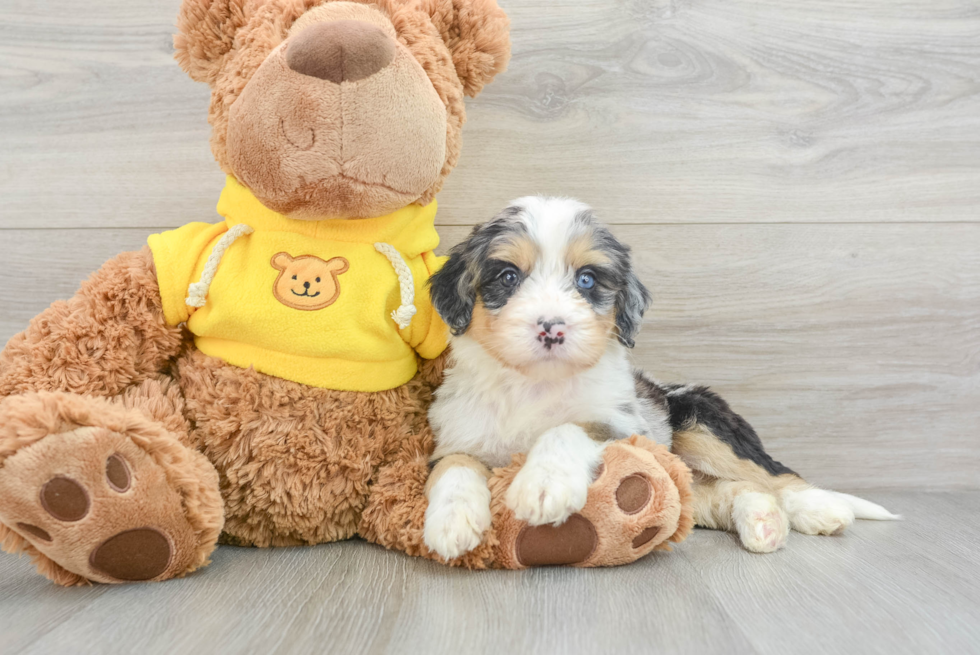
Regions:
[[423, 196, 898, 560]]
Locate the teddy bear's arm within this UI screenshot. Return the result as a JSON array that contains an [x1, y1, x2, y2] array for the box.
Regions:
[[0, 247, 186, 399]]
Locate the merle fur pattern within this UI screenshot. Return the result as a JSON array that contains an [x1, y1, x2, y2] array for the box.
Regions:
[[428, 205, 652, 348], [634, 372, 796, 477], [428, 209, 525, 336], [572, 211, 651, 348]]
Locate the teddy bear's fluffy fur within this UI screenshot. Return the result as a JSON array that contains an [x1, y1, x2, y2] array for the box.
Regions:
[[0, 0, 694, 585], [177, 0, 509, 216]]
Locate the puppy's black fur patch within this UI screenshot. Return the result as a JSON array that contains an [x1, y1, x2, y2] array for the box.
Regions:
[[634, 372, 795, 477], [633, 371, 669, 414], [429, 249, 476, 335], [479, 259, 524, 310], [429, 208, 527, 335]]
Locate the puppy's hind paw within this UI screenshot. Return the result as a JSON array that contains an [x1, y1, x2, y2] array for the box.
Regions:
[[733, 492, 789, 553], [784, 488, 855, 536]]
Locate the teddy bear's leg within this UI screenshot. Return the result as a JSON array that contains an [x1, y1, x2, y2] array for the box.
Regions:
[[0, 248, 222, 584], [489, 436, 694, 569], [358, 454, 500, 569], [365, 437, 694, 570], [0, 388, 224, 585]]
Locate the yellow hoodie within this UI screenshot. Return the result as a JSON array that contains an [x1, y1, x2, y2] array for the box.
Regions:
[[148, 177, 448, 392]]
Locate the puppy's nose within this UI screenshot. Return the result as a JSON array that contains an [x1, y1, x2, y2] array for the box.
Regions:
[[537, 317, 566, 336], [303, 281, 311, 289], [286, 20, 396, 83], [537, 317, 566, 350]]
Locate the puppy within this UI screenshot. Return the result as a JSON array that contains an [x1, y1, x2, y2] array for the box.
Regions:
[[423, 197, 898, 560]]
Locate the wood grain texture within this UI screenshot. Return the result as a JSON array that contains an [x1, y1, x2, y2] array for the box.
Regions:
[[2, 225, 977, 490], [0, 491, 975, 655], [1, 0, 979, 228], [1, 0, 978, 653], [1, 0, 976, 488]]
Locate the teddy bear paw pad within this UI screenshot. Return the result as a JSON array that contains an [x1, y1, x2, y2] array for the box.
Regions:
[[514, 514, 598, 566], [90, 528, 173, 581], [615, 474, 652, 514], [15, 522, 52, 542], [40, 476, 91, 521], [0, 427, 198, 583], [494, 440, 686, 569]]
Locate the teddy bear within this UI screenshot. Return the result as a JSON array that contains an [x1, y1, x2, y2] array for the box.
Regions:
[[0, 0, 694, 586]]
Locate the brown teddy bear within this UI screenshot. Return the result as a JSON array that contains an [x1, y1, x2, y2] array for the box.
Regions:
[[0, 0, 693, 585]]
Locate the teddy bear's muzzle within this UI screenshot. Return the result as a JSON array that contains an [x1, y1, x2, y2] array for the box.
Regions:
[[224, 4, 450, 220], [286, 20, 395, 84]]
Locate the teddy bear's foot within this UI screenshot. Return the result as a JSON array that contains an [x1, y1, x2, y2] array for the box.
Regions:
[[0, 393, 223, 585], [490, 436, 694, 569]]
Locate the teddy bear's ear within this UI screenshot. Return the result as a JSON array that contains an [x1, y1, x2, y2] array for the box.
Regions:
[[271, 252, 293, 270], [174, 0, 251, 83], [326, 257, 350, 274], [421, 0, 511, 97]]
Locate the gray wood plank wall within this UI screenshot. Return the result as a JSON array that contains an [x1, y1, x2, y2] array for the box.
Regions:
[[1, 0, 978, 490]]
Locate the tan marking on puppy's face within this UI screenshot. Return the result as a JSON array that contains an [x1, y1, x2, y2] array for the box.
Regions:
[[566, 231, 613, 272], [271, 252, 349, 311], [489, 233, 539, 275]]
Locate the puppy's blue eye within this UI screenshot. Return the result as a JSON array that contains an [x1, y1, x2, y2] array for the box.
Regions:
[[577, 271, 596, 289], [499, 268, 520, 288]]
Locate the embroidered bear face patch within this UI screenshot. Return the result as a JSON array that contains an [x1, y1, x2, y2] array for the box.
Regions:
[[271, 252, 349, 311]]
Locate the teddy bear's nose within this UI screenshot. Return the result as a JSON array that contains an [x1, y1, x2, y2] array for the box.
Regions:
[[286, 20, 396, 83]]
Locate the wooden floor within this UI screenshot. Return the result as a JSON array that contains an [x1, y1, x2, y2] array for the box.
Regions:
[[1, 0, 979, 653], [0, 491, 975, 655]]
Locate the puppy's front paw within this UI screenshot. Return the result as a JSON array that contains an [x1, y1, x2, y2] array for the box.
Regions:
[[424, 469, 492, 560], [505, 462, 590, 526]]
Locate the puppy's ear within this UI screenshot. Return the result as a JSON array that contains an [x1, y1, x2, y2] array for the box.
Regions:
[[429, 238, 479, 335], [174, 0, 250, 83], [430, 209, 523, 334], [614, 263, 652, 349], [422, 0, 511, 97]]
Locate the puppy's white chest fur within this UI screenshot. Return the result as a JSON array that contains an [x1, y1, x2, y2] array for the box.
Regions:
[[430, 336, 671, 468]]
